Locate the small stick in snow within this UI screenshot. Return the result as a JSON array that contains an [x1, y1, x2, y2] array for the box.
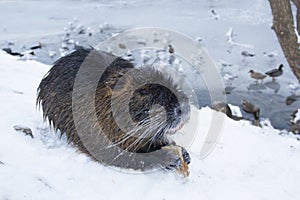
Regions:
[[13, 125, 34, 138], [37, 178, 52, 190]]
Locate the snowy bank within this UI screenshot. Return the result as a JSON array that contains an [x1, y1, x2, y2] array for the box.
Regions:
[[0, 51, 300, 200]]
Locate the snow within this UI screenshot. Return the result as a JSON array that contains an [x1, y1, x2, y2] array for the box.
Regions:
[[228, 103, 242, 117], [1, 51, 300, 199], [294, 109, 300, 123], [288, 82, 300, 94]]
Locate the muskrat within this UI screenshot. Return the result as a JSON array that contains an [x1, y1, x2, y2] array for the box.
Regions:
[[37, 47, 191, 172]]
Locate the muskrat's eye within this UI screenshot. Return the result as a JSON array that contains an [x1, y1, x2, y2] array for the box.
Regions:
[[177, 108, 182, 115], [173, 106, 181, 116]]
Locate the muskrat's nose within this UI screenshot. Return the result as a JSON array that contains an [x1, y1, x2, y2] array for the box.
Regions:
[[174, 107, 182, 117]]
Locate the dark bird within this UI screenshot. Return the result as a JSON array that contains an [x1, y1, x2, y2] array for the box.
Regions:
[[2, 47, 23, 57], [223, 86, 235, 94], [290, 123, 300, 134], [286, 94, 300, 105], [241, 50, 255, 57], [29, 42, 43, 50], [168, 44, 174, 54], [242, 99, 260, 120], [211, 9, 220, 20], [265, 64, 283, 80], [249, 69, 267, 82]]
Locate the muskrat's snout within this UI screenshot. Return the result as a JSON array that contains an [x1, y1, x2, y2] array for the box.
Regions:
[[168, 100, 190, 133], [129, 82, 190, 133]]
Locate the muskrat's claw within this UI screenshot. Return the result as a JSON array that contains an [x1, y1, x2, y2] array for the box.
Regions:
[[166, 162, 181, 170], [165, 156, 182, 170], [182, 147, 191, 165]]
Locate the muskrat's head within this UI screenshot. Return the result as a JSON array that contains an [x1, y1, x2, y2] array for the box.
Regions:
[[122, 67, 191, 139]]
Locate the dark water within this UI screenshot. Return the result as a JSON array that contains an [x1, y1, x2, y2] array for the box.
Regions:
[[193, 80, 300, 130], [226, 90, 300, 130]]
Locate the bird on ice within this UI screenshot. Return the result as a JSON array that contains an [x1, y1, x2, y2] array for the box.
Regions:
[[241, 50, 255, 57], [249, 69, 267, 82], [265, 64, 283, 80]]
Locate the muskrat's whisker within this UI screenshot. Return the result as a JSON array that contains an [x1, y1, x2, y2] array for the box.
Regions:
[[113, 119, 167, 154], [147, 125, 170, 152], [133, 122, 168, 152], [106, 119, 156, 148]]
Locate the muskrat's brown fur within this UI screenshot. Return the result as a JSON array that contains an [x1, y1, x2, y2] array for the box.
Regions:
[[37, 48, 191, 171]]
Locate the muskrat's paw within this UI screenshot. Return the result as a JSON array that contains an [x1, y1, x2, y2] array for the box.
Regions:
[[159, 145, 182, 170], [182, 147, 191, 165], [161, 145, 190, 177], [165, 154, 182, 170]]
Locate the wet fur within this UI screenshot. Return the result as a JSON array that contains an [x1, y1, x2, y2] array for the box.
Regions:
[[37, 48, 190, 169]]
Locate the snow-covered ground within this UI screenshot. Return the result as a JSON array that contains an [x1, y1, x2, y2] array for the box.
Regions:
[[1, 51, 300, 199]]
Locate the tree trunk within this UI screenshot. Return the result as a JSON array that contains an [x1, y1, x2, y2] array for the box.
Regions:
[[268, 0, 300, 82], [291, 0, 300, 35]]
